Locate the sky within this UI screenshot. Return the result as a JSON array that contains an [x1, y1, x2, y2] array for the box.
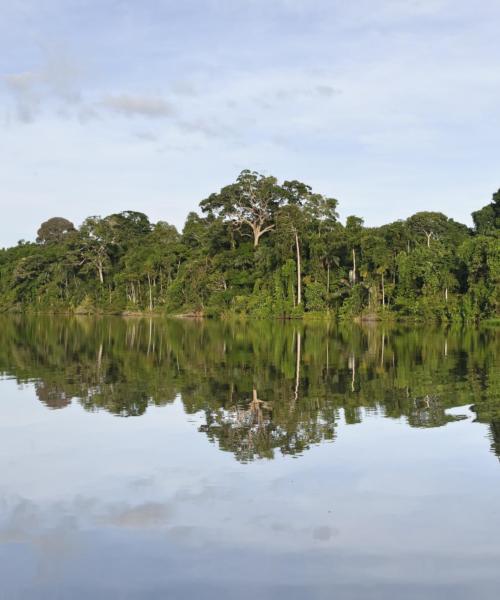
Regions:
[[1, 0, 500, 247]]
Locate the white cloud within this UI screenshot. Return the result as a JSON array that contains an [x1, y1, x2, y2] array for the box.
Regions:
[[3, 46, 83, 122], [1, 0, 499, 244], [100, 94, 174, 118]]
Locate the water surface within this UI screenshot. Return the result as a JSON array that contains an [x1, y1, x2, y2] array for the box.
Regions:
[[0, 317, 499, 599]]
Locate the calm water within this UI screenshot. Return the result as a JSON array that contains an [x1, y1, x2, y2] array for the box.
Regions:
[[0, 317, 499, 600]]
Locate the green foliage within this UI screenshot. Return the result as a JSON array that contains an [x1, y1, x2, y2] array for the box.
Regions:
[[0, 173, 498, 321], [304, 279, 327, 312], [36, 217, 75, 244], [472, 189, 500, 235]]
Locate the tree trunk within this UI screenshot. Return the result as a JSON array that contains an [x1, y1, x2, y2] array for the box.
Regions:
[[251, 222, 264, 247], [253, 227, 260, 247], [352, 248, 356, 284], [381, 273, 385, 308], [147, 274, 153, 312], [327, 263, 330, 294], [251, 222, 274, 247], [295, 230, 302, 305]]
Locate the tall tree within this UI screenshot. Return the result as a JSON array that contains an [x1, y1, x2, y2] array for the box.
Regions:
[[79, 216, 116, 285], [472, 189, 500, 235], [406, 212, 468, 248], [200, 170, 283, 247], [37, 217, 75, 244], [345, 216, 364, 284]]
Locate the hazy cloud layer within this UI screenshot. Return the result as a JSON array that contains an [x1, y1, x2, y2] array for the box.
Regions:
[[1, 0, 500, 245], [101, 94, 174, 118], [4, 47, 82, 122]]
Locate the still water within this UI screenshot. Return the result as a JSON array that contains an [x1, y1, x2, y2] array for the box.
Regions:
[[0, 316, 499, 599]]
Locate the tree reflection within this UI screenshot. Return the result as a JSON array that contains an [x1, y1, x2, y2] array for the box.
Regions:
[[0, 316, 498, 462]]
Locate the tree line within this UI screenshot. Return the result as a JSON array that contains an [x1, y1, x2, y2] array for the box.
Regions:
[[0, 170, 498, 320]]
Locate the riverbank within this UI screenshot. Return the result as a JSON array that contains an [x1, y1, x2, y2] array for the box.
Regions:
[[1, 304, 497, 324]]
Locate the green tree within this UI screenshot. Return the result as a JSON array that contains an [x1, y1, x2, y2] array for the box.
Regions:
[[36, 217, 75, 244], [200, 170, 283, 247], [472, 189, 500, 235]]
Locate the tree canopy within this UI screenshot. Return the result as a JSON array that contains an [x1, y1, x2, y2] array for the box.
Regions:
[[36, 217, 75, 244], [0, 171, 498, 321]]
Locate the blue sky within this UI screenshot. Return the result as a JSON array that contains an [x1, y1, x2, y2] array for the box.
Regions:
[[1, 0, 499, 246]]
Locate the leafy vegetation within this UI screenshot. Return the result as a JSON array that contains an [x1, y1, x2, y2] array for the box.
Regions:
[[1, 172, 498, 320]]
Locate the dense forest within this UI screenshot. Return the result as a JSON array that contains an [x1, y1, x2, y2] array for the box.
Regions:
[[0, 171, 499, 320]]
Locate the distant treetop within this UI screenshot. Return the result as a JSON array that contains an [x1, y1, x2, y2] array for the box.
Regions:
[[36, 217, 75, 244]]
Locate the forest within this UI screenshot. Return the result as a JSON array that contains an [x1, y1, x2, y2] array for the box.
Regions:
[[0, 170, 498, 321]]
